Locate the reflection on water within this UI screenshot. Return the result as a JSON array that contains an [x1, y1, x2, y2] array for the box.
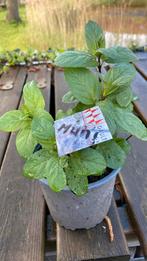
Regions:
[[91, 6, 147, 47], [91, 6, 147, 34], [105, 32, 147, 48], [26, 1, 147, 50]]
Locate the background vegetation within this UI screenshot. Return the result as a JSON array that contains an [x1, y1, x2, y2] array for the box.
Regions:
[[0, 6, 27, 52], [0, 0, 147, 52]]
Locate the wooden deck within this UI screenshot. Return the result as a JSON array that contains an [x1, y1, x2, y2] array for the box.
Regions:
[[0, 52, 147, 261]]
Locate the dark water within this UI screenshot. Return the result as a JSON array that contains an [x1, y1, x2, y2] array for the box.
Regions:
[[93, 6, 147, 35]]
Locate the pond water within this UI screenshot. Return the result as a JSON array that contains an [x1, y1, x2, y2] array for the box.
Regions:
[[90, 6, 147, 47]]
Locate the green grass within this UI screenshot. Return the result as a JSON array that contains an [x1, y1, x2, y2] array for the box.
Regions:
[[0, 6, 28, 52]]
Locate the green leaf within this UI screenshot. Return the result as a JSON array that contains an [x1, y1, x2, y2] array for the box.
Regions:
[[16, 127, 37, 158], [46, 156, 67, 192], [0, 110, 28, 132], [56, 110, 65, 120], [64, 68, 100, 105], [56, 109, 73, 120], [23, 150, 49, 179], [85, 20, 105, 54], [20, 104, 30, 116], [32, 110, 55, 140], [97, 140, 127, 169], [23, 81, 45, 114], [115, 138, 131, 155], [72, 102, 92, 113], [116, 88, 133, 107], [78, 148, 106, 175], [62, 91, 77, 103], [98, 46, 137, 64], [69, 148, 106, 176], [54, 51, 97, 68], [98, 100, 116, 135], [66, 170, 88, 196], [115, 107, 147, 140], [23, 150, 66, 192], [103, 64, 136, 96]]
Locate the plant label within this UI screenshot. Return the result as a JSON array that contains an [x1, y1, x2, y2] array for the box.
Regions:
[[54, 106, 112, 156]]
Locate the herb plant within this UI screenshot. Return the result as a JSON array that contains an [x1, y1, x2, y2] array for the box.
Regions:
[[0, 48, 56, 75], [0, 21, 147, 196]]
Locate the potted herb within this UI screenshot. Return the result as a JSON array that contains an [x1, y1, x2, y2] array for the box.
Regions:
[[0, 21, 146, 230]]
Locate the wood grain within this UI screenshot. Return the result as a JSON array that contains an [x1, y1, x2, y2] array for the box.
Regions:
[[0, 135, 45, 261], [135, 60, 147, 80], [0, 67, 27, 166], [131, 72, 147, 125], [120, 58, 147, 257], [117, 206, 134, 236], [57, 200, 129, 261], [119, 137, 147, 257], [0, 65, 52, 261], [0, 66, 19, 90], [54, 68, 72, 112]]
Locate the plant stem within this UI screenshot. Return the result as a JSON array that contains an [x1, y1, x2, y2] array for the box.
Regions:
[[96, 55, 104, 100], [98, 55, 101, 74], [126, 135, 133, 141]]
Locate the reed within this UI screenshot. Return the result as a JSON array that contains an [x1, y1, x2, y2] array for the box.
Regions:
[[25, 0, 147, 50]]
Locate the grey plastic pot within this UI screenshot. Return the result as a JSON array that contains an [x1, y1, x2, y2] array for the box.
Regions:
[[40, 168, 120, 230]]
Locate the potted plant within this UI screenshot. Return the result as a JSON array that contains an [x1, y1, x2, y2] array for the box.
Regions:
[[0, 21, 146, 230]]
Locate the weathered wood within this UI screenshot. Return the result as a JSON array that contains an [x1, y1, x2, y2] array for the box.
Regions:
[[46, 214, 56, 241], [135, 60, 147, 80], [0, 136, 45, 261], [117, 205, 134, 236], [0, 67, 27, 166], [0, 66, 52, 261], [119, 58, 147, 257], [45, 254, 56, 261], [0, 66, 19, 90], [57, 200, 129, 261], [36, 65, 51, 89], [131, 72, 147, 125], [119, 137, 147, 257], [54, 68, 71, 112]]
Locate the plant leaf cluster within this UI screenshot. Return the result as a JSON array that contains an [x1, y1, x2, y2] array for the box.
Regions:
[[0, 21, 147, 196], [0, 48, 56, 74]]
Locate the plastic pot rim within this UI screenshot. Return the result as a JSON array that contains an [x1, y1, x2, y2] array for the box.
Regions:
[[39, 167, 121, 191]]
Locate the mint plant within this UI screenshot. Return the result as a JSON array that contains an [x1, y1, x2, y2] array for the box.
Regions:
[[0, 21, 147, 196]]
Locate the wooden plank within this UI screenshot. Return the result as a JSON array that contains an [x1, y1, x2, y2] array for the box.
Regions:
[[0, 67, 27, 166], [119, 137, 147, 257], [135, 60, 147, 80], [117, 205, 140, 248], [36, 65, 51, 89], [131, 72, 147, 125], [54, 68, 71, 112], [0, 138, 45, 261], [57, 200, 129, 261], [117, 205, 134, 236], [0, 65, 52, 261], [0, 67, 19, 90], [135, 52, 147, 61], [45, 254, 56, 261]]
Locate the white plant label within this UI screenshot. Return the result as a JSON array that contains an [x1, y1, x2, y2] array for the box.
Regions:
[[54, 106, 112, 156]]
